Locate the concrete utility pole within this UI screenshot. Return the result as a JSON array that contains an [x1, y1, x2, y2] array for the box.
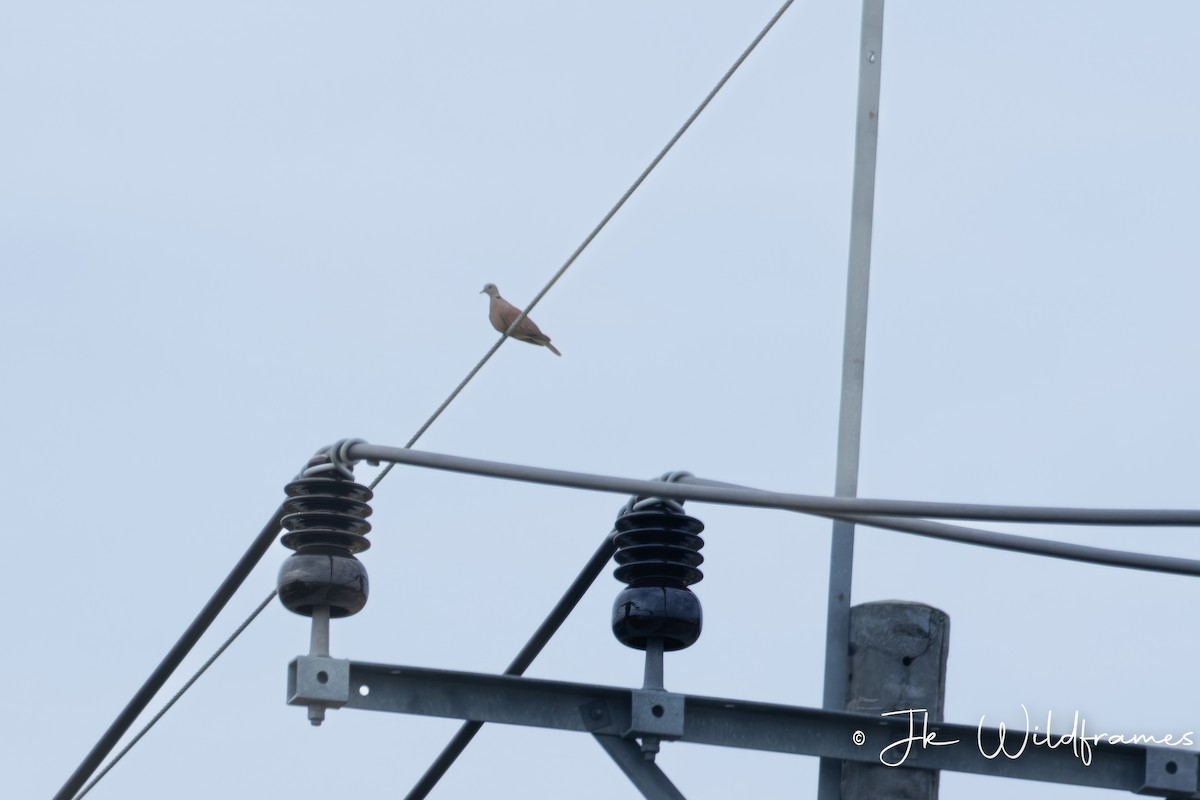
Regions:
[[843, 601, 950, 799]]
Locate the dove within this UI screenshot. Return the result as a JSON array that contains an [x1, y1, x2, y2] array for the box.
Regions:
[[481, 283, 561, 356]]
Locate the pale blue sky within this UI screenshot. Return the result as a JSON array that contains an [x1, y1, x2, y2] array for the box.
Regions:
[[4, 2, 1198, 798]]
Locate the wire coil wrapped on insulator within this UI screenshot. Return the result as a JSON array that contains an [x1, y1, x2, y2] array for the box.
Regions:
[[611, 502, 705, 652], [277, 452, 373, 618]]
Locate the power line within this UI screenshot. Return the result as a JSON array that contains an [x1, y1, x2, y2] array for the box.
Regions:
[[832, 511, 1200, 576], [347, 441, 1200, 578], [369, 0, 798, 492], [57, 4, 802, 793], [351, 442, 1200, 528], [53, 507, 287, 800], [390, 7, 807, 792], [73, 591, 277, 799]]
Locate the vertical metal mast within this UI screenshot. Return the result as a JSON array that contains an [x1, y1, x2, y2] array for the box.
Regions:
[[818, 1, 885, 798]]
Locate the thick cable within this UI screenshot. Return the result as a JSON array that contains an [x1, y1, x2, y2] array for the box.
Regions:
[[72, 590, 278, 799], [350, 443, 1200, 528], [348, 443, 1200, 577], [52, 505, 288, 800], [370, 0, 796, 493], [679, 477, 1200, 577], [836, 514, 1200, 578]]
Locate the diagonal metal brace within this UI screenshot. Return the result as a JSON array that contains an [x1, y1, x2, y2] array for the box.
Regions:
[[594, 734, 688, 800]]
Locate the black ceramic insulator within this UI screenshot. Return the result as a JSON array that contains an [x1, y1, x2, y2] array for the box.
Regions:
[[276, 457, 373, 618], [611, 506, 705, 651]]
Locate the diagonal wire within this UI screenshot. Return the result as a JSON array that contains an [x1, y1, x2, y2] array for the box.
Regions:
[[68, 2, 798, 796], [54, 506, 288, 800], [370, 0, 797, 493], [399, 5, 799, 795], [72, 590, 277, 800]]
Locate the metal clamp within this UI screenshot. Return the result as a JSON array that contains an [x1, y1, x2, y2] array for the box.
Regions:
[[1139, 747, 1200, 796], [628, 689, 686, 740], [288, 655, 352, 724], [302, 438, 368, 479]]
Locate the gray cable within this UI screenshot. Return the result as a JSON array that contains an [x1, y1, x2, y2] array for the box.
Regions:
[[351, 443, 1200, 527], [369, 0, 797, 492], [832, 513, 1200, 578], [347, 442, 1200, 577], [60, 0, 802, 774]]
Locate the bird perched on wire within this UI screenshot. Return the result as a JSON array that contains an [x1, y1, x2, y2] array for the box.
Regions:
[[481, 283, 562, 356]]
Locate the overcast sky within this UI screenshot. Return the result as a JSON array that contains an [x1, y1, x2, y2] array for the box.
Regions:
[[5, 2, 1199, 799]]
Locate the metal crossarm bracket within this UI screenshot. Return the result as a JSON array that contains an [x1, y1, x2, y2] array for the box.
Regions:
[[1141, 748, 1200, 796], [629, 689, 686, 740], [321, 660, 1200, 797], [288, 655, 352, 709]]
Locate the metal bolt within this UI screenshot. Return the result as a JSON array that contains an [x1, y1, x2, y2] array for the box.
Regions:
[[641, 735, 661, 761]]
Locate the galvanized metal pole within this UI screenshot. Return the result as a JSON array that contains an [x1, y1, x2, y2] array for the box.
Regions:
[[818, 1, 885, 798]]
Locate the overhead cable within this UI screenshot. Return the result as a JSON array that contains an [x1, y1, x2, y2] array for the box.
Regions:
[[369, 0, 799, 492], [53, 507, 288, 800], [348, 442, 1200, 578], [72, 591, 278, 799], [351, 443, 1200, 527]]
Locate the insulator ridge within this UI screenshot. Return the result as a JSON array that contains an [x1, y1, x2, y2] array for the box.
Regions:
[[280, 476, 373, 554], [612, 510, 704, 588]]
